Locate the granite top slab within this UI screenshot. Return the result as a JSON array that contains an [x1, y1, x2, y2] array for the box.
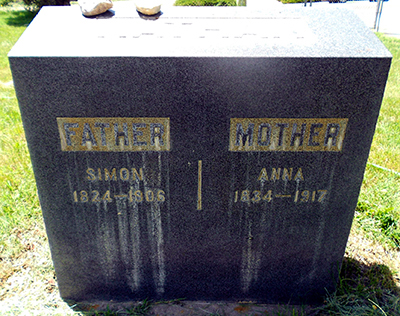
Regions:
[[8, 4, 391, 58]]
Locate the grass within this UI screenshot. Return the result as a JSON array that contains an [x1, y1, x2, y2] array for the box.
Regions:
[[317, 255, 400, 315], [316, 32, 400, 315], [368, 35, 400, 172], [354, 34, 400, 250], [0, 6, 72, 316], [0, 8, 40, 260], [0, 5, 399, 316]]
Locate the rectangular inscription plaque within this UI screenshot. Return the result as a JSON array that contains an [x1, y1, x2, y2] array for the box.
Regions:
[[57, 117, 170, 152], [229, 118, 348, 152], [9, 4, 391, 306]]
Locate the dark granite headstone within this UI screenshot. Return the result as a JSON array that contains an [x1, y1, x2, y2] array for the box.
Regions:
[[9, 4, 391, 304]]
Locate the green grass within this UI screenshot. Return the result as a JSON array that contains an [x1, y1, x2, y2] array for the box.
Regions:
[[317, 32, 400, 316], [0, 8, 40, 259], [369, 35, 400, 172], [0, 7, 399, 316], [316, 256, 400, 315], [355, 34, 400, 250]]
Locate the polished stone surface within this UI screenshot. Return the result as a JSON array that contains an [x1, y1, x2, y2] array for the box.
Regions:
[[9, 5, 391, 304]]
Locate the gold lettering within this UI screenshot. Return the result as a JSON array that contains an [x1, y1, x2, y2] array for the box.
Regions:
[[230, 118, 348, 152], [257, 167, 303, 182], [257, 168, 269, 181], [86, 168, 96, 181], [132, 168, 144, 181], [57, 117, 170, 152], [87, 167, 145, 182], [120, 168, 130, 181], [294, 168, 304, 181], [270, 168, 281, 181], [282, 168, 293, 181], [105, 168, 117, 181]]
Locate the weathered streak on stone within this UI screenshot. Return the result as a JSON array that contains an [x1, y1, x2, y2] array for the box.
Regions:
[[8, 6, 391, 305]]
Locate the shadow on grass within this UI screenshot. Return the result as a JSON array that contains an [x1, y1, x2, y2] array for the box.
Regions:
[[5, 10, 36, 27], [339, 256, 399, 297], [318, 256, 400, 315]]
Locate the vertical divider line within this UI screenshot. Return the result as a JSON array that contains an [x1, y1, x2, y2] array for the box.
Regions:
[[197, 160, 202, 210]]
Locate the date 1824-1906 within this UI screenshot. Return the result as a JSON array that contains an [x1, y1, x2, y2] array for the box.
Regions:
[[73, 189, 166, 204]]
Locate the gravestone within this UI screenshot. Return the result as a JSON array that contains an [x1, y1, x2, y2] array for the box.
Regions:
[[9, 4, 391, 304]]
